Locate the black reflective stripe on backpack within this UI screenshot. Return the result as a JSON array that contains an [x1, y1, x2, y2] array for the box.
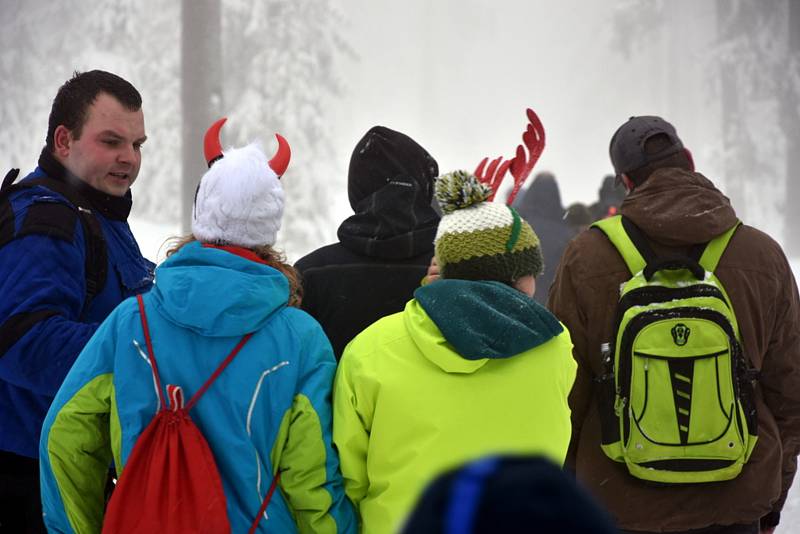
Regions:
[[0, 172, 108, 313]]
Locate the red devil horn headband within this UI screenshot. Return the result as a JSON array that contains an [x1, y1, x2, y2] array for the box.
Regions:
[[203, 118, 227, 167], [269, 134, 290, 176], [203, 117, 292, 177]]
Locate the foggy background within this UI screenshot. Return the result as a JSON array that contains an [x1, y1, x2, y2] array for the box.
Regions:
[[1, 0, 799, 529], [1, 0, 798, 262]]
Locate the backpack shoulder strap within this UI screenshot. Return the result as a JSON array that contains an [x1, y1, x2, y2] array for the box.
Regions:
[[1, 168, 19, 191], [698, 221, 741, 273], [1, 176, 108, 307], [248, 472, 282, 534], [592, 215, 649, 276], [137, 295, 167, 412], [185, 332, 254, 410], [135, 294, 254, 413]]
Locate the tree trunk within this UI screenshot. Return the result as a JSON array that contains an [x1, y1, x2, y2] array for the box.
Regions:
[[181, 0, 223, 233], [716, 0, 748, 220], [783, 0, 800, 255]]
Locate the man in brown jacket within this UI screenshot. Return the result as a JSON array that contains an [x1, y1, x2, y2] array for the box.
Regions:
[[549, 116, 800, 534]]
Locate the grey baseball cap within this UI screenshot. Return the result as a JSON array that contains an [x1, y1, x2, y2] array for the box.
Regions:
[[609, 116, 684, 176]]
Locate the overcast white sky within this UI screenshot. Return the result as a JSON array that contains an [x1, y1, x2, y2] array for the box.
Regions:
[[326, 0, 721, 223], [3, 0, 790, 255]]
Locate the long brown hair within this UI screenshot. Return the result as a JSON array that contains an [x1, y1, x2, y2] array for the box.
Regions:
[[166, 235, 302, 308]]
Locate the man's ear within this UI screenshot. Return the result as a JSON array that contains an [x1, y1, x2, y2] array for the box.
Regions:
[[53, 125, 72, 158], [684, 148, 695, 171]]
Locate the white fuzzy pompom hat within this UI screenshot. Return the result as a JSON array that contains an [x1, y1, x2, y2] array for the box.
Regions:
[[192, 118, 291, 247]]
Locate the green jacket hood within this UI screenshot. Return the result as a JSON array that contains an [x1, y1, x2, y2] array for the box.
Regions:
[[411, 280, 563, 372]]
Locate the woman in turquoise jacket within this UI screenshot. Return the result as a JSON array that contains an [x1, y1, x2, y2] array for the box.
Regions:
[[39, 123, 356, 534]]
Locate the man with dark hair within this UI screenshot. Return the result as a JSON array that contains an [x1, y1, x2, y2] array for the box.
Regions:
[[294, 126, 440, 359], [0, 70, 154, 532], [549, 115, 800, 533]]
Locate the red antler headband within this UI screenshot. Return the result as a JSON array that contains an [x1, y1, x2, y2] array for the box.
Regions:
[[203, 117, 292, 177], [473, 108, 545, 205]]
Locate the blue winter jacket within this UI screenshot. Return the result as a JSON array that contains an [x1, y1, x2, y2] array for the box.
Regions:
[[39, 242, 356, 534], [0, 161, 154, 458]]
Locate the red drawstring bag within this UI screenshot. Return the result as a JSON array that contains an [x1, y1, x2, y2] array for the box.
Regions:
[[102, 295, 280, 534]]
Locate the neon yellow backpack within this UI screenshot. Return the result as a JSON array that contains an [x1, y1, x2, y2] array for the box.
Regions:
[[593, 215, 758, 483]]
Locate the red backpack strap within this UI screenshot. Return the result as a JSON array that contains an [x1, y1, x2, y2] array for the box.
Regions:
[[248, 472, 282, 534], [185, 332, 254, 411], [137, 294, 166, 412], [136, 295, 253, 412]]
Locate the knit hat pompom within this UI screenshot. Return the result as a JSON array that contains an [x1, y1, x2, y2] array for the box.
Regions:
[[433, 169, 545, 284], [435, 170, 493, 214]]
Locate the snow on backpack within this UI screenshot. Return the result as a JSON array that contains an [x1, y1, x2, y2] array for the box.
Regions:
[[102, 294, 280, 533], [592, 215, 758, 483]]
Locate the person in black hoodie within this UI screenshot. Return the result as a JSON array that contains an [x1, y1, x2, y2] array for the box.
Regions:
[[294, 126, 440, 359], [512, 172, 573, 304]]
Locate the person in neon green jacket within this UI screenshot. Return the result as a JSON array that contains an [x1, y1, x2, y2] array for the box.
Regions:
[[333, 169, 577, 534]]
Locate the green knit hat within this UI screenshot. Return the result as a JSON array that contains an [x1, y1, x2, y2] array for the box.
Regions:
[[434, 170, 543, 283]]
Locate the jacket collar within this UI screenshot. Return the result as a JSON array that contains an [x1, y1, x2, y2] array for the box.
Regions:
[[38, 148, 133, 221], [620, 168, 737, 246], [413, 280, 563, 362], [202, 244, 268, 265]]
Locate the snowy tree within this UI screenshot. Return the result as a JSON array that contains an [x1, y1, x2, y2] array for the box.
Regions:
[[780, 1, 800, 254], [219, 0, 354, 258], [712, 0, 788, 226], [0, 0, 353, 258], [181, 0, 223, 234], [0, 0, 182, 226], [0, 1, 95, 172], [84, 1, 183, 227], [611, 0, 797, 242]]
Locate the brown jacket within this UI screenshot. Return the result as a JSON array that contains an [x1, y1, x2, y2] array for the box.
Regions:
[[549, 168, 800, 531]]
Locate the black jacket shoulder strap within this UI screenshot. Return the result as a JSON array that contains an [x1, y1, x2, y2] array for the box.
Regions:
[[1, 168, 19, 190], [618, 216, 658, 264], [0, 175, 108, 308]]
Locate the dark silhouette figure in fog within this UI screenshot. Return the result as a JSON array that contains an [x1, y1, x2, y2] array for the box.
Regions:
[[513, 172, 573, 304], [589, 174, 626, 221], [565, 202, 593, 236]]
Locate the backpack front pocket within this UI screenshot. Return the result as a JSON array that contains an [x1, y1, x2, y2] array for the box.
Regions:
[[622, 314, 747, 468]]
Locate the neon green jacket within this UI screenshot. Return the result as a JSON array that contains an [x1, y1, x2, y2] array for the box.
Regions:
[[333, 280, 576, 534]]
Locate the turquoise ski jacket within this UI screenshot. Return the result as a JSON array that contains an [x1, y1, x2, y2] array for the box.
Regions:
[[39, 242, 356, 534]]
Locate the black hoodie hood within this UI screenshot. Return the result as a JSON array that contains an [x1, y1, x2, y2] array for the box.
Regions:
[[338, 126, 440, 259]]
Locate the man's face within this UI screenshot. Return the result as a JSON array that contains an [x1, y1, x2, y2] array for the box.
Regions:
[[55, 92, 146, 197]]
